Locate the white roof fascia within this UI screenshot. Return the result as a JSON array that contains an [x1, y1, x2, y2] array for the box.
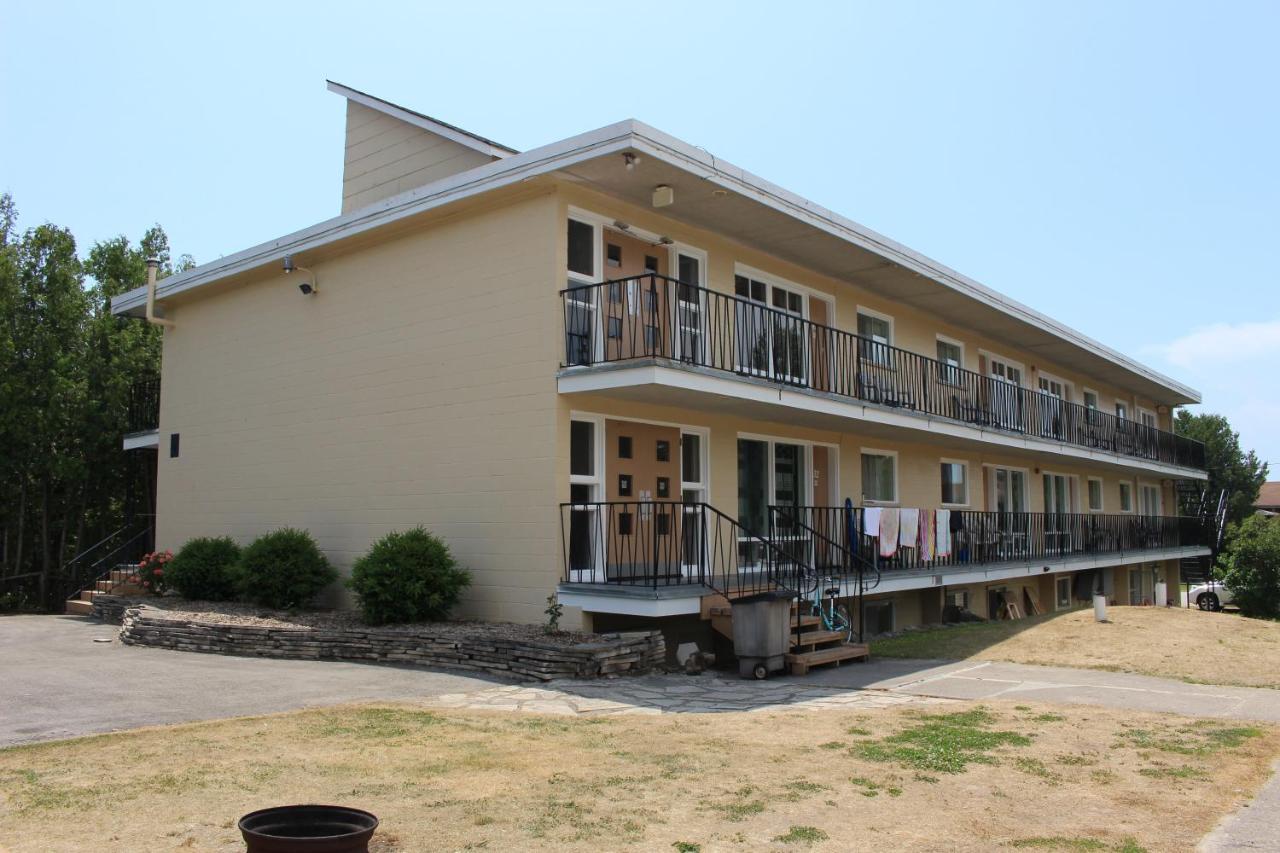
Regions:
[[111, 121, 639, 316], [622, 121, 1201, 404], [326, 80, 515, 160]]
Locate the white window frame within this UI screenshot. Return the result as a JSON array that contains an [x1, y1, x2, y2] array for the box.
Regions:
[[566, 207, 606, 285], [1036, 370, 1073, 402], [732, 264, 819, 383], [979, 349, 1026, 385], [856, 305, 895, 345], [1114, 401, 1129, 421], [1137, 407, 1158, 429], [1137, 480, 1163, 516], [935, 334, 966, 386], [983, 464, 1032, 512], [859, 447, 899, 506], [1118, 480, 1134, 513], [1055, 575, 1073, 610], [939, 457, 970, 508], [567, 412, 607, 582], [944, 589, 969, 610], [737, 431, 840, 507], [1041, 470, 1080, 513], [1086, 476, 1105, 513], [1082, 388, 1099, 409], [678, 424, 711, 501]]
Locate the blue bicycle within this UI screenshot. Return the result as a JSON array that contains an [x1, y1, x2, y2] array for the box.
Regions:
[[805, 572, 853, 642]]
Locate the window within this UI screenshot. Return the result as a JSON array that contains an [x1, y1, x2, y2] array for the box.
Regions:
[[1139, 409, 1157, 429], [618, 435, 632, 459], [988, 466, 1028, 512], [1139, 483, 1162, 516], [567, 218, 595, 278], [605, 242, 622, 268], [1056, 576, 1072, 609], [656, 476, 670, 499], [735, 271, 807, 381], [1087, 478, 1103, 512], [571, 421, 596, 477], [1083, 390, 1098, 410], [940, 460, 968, 506], [1119, 481, 1133, 513], [863, 599, 894, 636], [1115, 402, 1128, 420], [945, 590, 969, 609], [1038, 376, 1068, 400], [861, 450, 897, 504], [656, 440, 670, 462], [617, 474, 632, 497], [936, 338, 963, 383], [857, 310, 892, 365], [1128, 568, 1144, 604]]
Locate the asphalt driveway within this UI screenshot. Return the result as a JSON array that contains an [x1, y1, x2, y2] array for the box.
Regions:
[[0, 615, 513, 747]]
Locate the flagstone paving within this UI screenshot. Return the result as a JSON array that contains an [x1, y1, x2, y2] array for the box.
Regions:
[[422, 672, 952, 715]]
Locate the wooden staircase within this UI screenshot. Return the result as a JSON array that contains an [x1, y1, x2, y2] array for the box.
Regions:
[[64, 566, 144, 616], [703, 593, 870, 677]]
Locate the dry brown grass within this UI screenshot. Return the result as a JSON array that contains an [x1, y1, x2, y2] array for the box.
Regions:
[[1, 700, 1275, 852], [874, 606, 1280, 689]]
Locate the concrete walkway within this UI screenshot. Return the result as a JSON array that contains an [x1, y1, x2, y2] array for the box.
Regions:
[[0, 615, 513, 747], [1199, 759, 1280, 852], [803, 658, 1280, 723]]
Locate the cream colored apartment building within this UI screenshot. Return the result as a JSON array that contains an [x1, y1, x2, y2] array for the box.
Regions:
[[114, 82, 1210, 641]]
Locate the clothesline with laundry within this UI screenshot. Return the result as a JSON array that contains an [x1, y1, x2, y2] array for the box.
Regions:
[[859, 506, 954, 559]]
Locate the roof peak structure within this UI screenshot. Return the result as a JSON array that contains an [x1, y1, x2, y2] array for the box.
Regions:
[[112, 82, 1201, 406]]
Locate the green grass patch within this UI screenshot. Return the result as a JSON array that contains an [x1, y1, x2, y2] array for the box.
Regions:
[[1117, 722, 1262, 756], [1010, 839, 1147, 852], [307, 707, 445, 739], [672, 843, 701, 852], [1138, 765, 1206, 780], [1014, 757, 1062, 784], [774, 825, 829, 845], [852, 707, 1031, 773]]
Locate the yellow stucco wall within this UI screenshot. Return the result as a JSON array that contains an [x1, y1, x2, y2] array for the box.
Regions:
[[155, 190, 561, 623]]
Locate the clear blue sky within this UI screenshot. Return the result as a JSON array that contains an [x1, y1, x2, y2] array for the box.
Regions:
[[3, 1, 1276, 471]]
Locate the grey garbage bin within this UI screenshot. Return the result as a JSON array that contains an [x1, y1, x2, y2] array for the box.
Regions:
[[731, 590, 793, 679]]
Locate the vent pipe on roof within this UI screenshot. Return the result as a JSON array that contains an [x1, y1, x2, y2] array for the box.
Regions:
[[145, 258, 174, 328]]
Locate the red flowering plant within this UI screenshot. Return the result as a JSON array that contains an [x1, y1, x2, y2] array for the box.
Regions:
[[130, 550, 174, 595]]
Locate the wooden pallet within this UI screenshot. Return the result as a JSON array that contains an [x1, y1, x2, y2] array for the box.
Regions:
[[786, 643, 871, 676]]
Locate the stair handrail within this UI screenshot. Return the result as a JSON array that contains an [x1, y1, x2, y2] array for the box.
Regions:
[[64, 524, 154, 602]]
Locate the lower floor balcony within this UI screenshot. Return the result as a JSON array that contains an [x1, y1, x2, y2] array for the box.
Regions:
[[557, 501, 1211, 615]]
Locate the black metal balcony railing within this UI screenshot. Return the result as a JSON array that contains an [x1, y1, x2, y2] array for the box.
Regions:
[[559, 501, 1209, 594], [561, 274, 1206, 471], [771, 505, 1211, 577], [126, 377, 160, 434], [559, 501, 815, 597]]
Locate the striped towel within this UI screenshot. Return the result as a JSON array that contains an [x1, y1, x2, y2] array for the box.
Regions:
[[878, 508, 899, 558], [919, 510, 936, 561]]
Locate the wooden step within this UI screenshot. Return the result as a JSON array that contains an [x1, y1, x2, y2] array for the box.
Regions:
[[79, 589, 97, 602], [785, 643, 871, 676], [64, 599, 94, 616], [790, 629, 847, 648]]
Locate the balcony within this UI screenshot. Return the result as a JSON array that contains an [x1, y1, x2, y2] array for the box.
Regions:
[[560, 275, 1206, 474], [558, 500, 1212, 609], [123, 377, 160, 450]]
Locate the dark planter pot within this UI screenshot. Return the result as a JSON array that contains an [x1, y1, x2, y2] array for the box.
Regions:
[[238, 804, 378, 853]]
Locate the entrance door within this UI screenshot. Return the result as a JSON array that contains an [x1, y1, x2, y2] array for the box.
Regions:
[[601, 230, 668, 362], [1043, 473, 1075, 554], [1037, 377, 1068, 440], [987, 467, 1029, 559], [734, 274, 807, 384], [987, 357, 1024, 431], [605, 419, 681, 581]]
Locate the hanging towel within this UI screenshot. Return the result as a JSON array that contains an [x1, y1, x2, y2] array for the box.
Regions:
[[936, 509, 952, 557], [919, 510, 936, 561], [863, 507, 882, 538], [899, 508, 920, 549], [878, 508, 899, 558]]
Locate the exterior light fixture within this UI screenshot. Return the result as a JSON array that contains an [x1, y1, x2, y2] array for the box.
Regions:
[[283, 254, 317, 295], [623, 153, 639, 171], [658, 236, 674, 245], [613, 220, 631, 231], [652, 185, 675, 208]]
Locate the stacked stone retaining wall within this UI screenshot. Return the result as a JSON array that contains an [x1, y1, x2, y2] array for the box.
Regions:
[[115, 605, 665, 681]]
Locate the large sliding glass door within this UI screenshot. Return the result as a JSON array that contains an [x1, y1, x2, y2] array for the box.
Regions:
[[738, 438, 818, 567]]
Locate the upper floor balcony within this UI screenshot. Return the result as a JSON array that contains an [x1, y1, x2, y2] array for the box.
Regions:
[[123, 377, 160, 451], [559, 274, 1206, 476]]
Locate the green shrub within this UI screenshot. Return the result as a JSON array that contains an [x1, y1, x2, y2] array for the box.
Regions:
[[348, 527, 470, 625], [236, 528, 336, 609], [167, 536, 241, 600], [1219, 515, 1280, 618]]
